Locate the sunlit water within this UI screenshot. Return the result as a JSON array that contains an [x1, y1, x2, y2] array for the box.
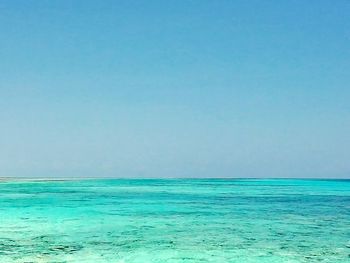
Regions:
[[0, 179, 349, 262]]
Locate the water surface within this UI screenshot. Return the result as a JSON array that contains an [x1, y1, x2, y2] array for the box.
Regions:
[[0, 179, 349, 262]]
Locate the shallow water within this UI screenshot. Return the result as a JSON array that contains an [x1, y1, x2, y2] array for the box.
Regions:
[[0, 179, 349, 262]]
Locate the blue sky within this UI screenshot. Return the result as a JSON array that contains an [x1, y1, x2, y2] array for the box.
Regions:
[[0, 0, 349, 178]]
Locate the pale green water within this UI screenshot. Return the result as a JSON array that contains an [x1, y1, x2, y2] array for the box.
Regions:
[[0, 179, 349, 262]]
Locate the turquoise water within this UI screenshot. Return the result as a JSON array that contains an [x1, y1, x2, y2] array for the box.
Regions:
[[0, 179, 349, 263]]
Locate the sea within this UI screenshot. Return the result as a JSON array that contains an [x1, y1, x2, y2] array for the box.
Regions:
[[0, 179, 349, 262]]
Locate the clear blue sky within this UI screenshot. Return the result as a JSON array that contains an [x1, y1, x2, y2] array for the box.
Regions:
[[0, 0, 349, 178]]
